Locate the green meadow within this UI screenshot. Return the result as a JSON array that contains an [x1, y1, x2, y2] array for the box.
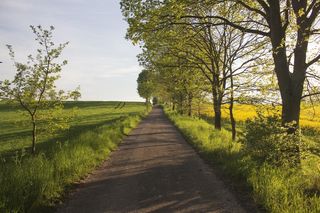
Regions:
[[0, 101, 147, 212], [0, 101, 145, 155]]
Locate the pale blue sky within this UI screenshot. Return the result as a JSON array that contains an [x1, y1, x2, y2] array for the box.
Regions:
[[0, 0, 143, 101]]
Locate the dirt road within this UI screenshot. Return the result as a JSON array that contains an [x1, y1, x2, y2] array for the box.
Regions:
[[57, 107, 246, 213]]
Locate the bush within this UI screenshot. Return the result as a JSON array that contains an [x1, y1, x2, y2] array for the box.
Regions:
[[242, 112, 302, 167]]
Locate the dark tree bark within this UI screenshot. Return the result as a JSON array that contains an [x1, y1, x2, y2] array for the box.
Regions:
[[213, 89, 222, 130], [31, 116, 37, 154], [229, 75, 236, 141], [178, 93, 184, 115], [187, 93, 193, 117], [229, 103, 236, 141], [268, 1, 308, 128]]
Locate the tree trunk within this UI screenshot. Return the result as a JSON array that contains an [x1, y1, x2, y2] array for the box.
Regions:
[[281, 86, 302, 127], [146, 98, 150, 110], [187, 93, 193, 117], [229, 104, 236, 141], [229, 75, 236, 141], [268, 1, 306, 129], [212, 85, 222, 130], [271, 31, 305, 130], [266, 54, 302, 164], [178, 94, 184, 115], [267, 2, 305, 165], [31, 117, 36, 154], [213, 100, 222, 130]]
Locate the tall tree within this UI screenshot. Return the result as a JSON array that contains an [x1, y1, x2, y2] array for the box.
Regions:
[[183, 0, 320, 130], [121, 0, 268, 131]]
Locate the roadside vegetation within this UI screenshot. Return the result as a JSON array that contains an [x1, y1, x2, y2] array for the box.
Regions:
[[165, 107, 320, 212], [0, 101, 147, 212]]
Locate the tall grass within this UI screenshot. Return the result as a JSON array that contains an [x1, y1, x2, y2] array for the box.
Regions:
[[0, 114, 144, 212], [165, 109, 320, 213]]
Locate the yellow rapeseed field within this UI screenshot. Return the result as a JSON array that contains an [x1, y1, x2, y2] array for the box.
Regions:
[[200, 103, 320, 130]]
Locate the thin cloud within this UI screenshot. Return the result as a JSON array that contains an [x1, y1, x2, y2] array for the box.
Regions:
[[0, 0, 143, 101]]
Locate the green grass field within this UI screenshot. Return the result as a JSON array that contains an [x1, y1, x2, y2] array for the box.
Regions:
[[0, 101, 145, 155], [0, 101, 147, 212]]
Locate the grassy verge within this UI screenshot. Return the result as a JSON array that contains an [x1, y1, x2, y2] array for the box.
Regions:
[[164, 108, 320, 213], [0, 110, 147, 212]]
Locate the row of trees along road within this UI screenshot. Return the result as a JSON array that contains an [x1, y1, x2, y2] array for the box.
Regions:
[[121, 0, 320, 140]]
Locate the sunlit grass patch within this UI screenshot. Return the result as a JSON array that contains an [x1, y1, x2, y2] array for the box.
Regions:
[[165, 107, 320, 213], [0, 101, 145, 154], [0, 101, 146, 212]]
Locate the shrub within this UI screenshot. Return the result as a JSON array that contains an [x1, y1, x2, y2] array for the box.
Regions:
[[241, 112, 302, 167]]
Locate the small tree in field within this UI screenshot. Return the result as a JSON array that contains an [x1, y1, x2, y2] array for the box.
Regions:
[[70, 86, 81, 101], [0, 25, 79, 154], [137, 69, 154, 109]]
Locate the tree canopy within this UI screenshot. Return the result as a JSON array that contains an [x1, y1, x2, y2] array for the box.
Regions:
[[121, 0, 320, 135]]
